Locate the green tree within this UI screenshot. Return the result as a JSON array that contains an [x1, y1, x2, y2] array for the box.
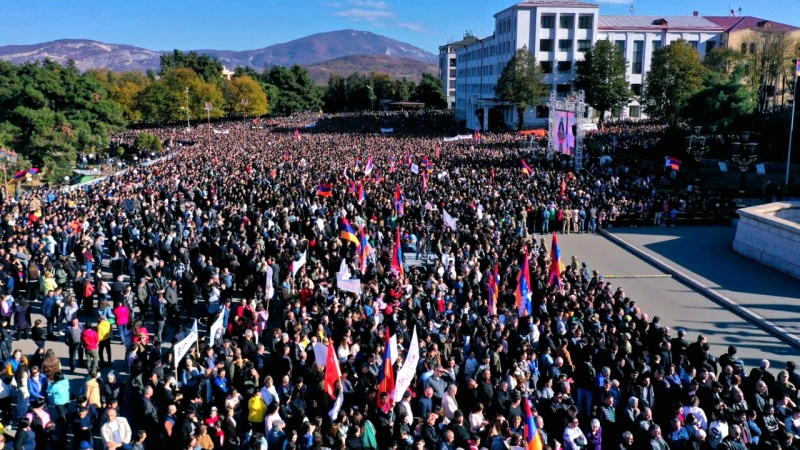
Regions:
[[413, 73, 447, 110], [227, 75, 269, 117], [703, 48, 746, 76], [394, 78, 415, 102], [0, 59, 126, 180], [133, 131, 163, 153], [683, 67, 757, 132], [642, 39, 706, 124], [322, 75, 348, 113], [159, 50, 224, 83], [264, 65, 323, 116], [495, 46, 548, 130], [574, 40, 631, 126]]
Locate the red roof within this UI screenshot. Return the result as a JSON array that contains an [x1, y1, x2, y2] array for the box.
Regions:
[[704, 16, 799, 33], [599, 15, 724, 31]]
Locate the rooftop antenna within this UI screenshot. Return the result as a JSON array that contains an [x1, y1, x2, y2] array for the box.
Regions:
[[738, 7, 743, 16], [629, 5, 635, 15]]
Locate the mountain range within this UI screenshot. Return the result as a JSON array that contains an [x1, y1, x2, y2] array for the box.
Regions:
[[0, 30, 439, 83]]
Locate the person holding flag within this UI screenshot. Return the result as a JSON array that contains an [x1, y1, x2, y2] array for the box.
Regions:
[[549, 232, 565, 287], [488, 265, 499, 316], [394, 184, 404, 217], [357, 182, 366, 205], [524, 395, 544, 450], [339, 217, 359, 246], [358, 225, 373, 275], [521, 159, 534, 176], [516, 246, 533, 317], [376, 326, 395, 404], [391, 228, 404, 279]]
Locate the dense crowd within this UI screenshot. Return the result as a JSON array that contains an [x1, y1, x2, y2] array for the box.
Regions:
[[0, 111, 787, 450]]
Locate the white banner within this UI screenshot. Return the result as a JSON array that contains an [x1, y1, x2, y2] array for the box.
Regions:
[[442, 134, 473, 142], [389, 333, 398, 364], [305, 122, 317, 128], [291, 250, 307, 278], [410, 163, 419, 174], [314, 342, 328, 365], [336, 275, 362, 295], [394, 327, 419, 402], [208, 313, 224, 346], [578, 123, 598, 131], [212, 129, 229, 135], [173, 320, 198, 367], [380, 128, 394, 133], [443, 209, 457, 230]]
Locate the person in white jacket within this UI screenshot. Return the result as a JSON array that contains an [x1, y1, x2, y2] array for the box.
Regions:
[[101, 408, 133, 450]]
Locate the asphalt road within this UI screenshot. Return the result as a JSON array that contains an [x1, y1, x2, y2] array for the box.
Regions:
[[548, 228, 800, 368]]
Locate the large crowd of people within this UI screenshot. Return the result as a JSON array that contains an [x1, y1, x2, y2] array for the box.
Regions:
[[0, 111, 787, 450]]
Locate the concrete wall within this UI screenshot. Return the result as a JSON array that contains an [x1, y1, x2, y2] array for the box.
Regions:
[[733, 202, 800, 280]]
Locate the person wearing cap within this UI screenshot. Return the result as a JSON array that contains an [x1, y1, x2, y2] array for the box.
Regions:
[[101, 407, 132, 450]]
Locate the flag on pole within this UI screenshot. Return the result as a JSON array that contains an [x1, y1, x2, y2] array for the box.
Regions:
[[348, 179, 357, 196], [488, 264, 499, 316], [410, 163, 419, 174], [391, 228, 404, 279], [665, 156, 682, 171], [377, 327, 395, 405], [291, 250, 307, 278], [394, 184, 404, 217], [515, 247, 533, 317], [421, 157, 434, 173], [357, 182, 366, 205], [524, 396, 544, 450], [421, 171, 427, 193], [490, 167, 495, 185], [284, 150, 290, 162], [324, 339, 341, 399], [328, 390, 344, 422], [521, 159, 534, 176], [404, 150, 411, 167], [358, 225, 373, 275], [294, 129, 301, 141], [339, 217, 360, 246], [364, 156, 374, 175], [549, 232, 565, 287], [443, 209, 457, 230], [393, 327, 419, 402], [204, 102, 213, 111]]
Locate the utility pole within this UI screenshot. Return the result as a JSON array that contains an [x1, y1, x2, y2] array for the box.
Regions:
[[787, 65, 798, 185], [185, 87, 191, 129]]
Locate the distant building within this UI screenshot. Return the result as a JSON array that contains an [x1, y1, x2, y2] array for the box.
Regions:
[[439, 33, 478, 110], [446, 0, 800, 130], [222, 66, 235, 80]]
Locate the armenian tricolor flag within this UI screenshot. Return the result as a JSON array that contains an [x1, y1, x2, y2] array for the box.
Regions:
[[523, 396, 544, 450], [359, 225, 373, 275], [421, 171, 427, 193], [549, 232, 565, 287], [521, 159, 534, 176], [488, 264, 499, 316], [515, 247, 533, 317], [665, 156, 682, 171], [317, 182, 333, 197], [394, 184, 404, 217], [294, 129, 301, 141], [391, 228, 404, 279], [403, 150, 411, 167], [348, 179, 357, 196], [421, 157, 434, 173], [376, 326, 395, 405], [357, 182, 366, 205], [364, 156, 374, 175], [340, 218, 359, 246]]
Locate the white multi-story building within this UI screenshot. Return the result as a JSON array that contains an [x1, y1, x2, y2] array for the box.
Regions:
[[439, 34, 478, 110], [450, 0, 727, 130]]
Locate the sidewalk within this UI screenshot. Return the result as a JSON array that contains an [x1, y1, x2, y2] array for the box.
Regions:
[[601, 226, 800, 351]]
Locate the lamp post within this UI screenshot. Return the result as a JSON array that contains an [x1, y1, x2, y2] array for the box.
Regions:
[[366, 85, 376, 111], [686, 126, 710, 162], [185, 87, 191, 129], [788, 62, 798, 185], [731, 132, 758, 194]]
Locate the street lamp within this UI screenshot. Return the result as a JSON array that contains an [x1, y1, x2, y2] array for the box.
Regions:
[[185, 87, 191, 129], [686, 133, 710, 162], [731, 132, 758, 194]]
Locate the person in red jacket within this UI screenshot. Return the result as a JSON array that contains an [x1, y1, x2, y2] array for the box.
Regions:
[[82, 324, 100, 374]]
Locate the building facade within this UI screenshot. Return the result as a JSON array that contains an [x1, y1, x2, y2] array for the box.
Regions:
[[439, 34, 478, 110], [448, 0, 798, 130]]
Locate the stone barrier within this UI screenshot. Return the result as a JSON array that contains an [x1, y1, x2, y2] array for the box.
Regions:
[[733, 202, 800, 280]]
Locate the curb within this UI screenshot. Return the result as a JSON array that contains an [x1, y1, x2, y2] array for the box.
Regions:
[[599, 229, 800, 352]]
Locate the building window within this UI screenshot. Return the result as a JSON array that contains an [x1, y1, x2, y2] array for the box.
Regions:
[[749, 43, 756, 53], [705, 41, 716, 53], [560, 15, 574, 29], [630, 84, 642, 96], [615, 40, 626, 54], [578, 40, 592, 52], [450, 58, 456, 66], [741, 43, 748, 54], [556, 84, 572, 95], [449, 69, 455, 78], [632, 40, 644, 74], [540, 39, 553, 52], [629, 106, 641, 118], [540, 61, 554, 73], [558, 39, 572, 52], [652, 40, 662, 52], [689, 41, 699, 50], [541, 15, 554, 28], [578, 15, 593, 29], [557, 61, 573, 73]]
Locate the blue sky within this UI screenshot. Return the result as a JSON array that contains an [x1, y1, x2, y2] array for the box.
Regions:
[[1, 0, 798, 54]]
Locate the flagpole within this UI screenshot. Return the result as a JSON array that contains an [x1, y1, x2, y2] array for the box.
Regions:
[[787, 72, 798, 186]]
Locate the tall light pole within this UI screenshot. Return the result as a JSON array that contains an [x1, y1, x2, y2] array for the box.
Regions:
[[185, 87, 191, 129], [787, 62, 798, 185]]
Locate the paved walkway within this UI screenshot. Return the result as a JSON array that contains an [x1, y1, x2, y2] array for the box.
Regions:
[[549, 230, 800, 368]]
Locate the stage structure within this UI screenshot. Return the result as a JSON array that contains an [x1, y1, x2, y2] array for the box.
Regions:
[[547, 89, 587, 170]]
